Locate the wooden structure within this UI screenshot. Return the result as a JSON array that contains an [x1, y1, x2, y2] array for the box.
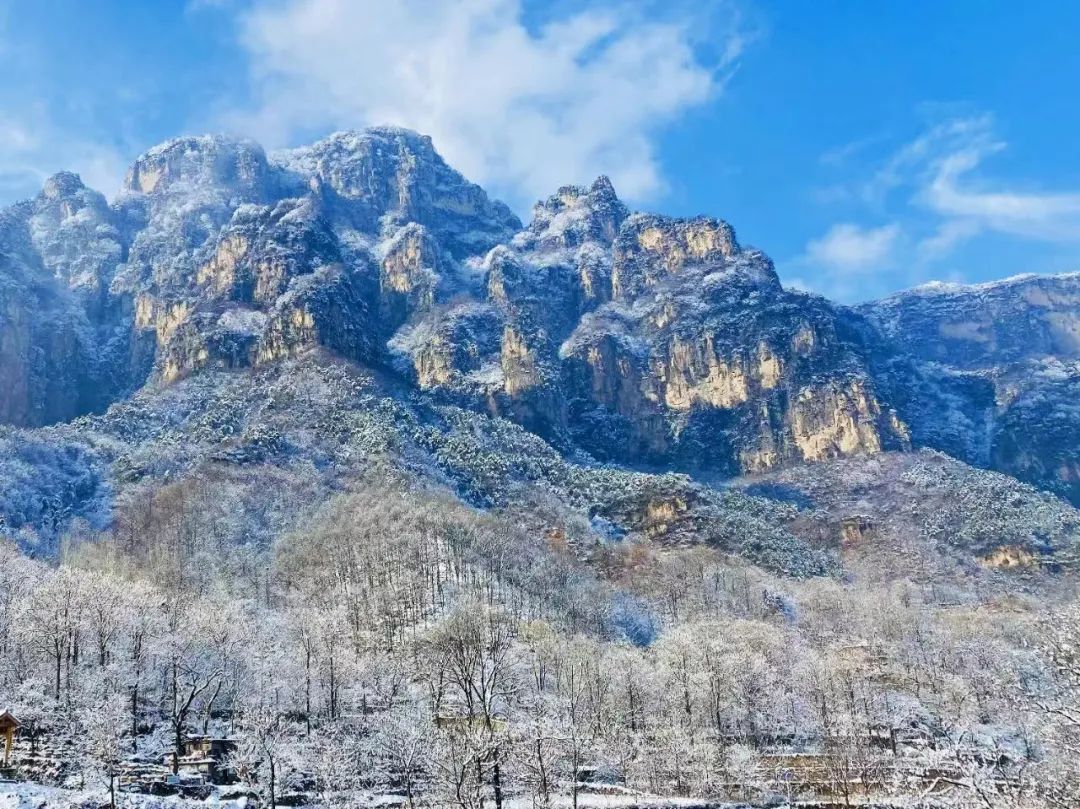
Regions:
[[0, 710, 20, 766], [163, 735, 238, 785]]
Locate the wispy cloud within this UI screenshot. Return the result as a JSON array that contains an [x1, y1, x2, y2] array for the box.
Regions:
[[925, 152, 1080, 243], [877, 114, 1080, 247], [216, 0, 746, 210], [791, 222, 902, 301], [806, 222, 901, 271], [0, 104, 129, 203], [798, 113, 1080, 301]]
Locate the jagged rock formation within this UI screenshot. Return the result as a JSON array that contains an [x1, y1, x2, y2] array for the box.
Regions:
[[394, 176, 910, 471], [0, 173, 125, 425], [0, 127, 1076, 501]]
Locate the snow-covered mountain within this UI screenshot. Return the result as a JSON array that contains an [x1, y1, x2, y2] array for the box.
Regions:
[[3, 129, 1080, 809], [862, 273, 1080, 502], [1, 127, 1079, 567]]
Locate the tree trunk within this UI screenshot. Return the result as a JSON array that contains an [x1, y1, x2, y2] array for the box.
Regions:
[[304, 646, 312, 735], [269, 753, 276, 809], [491, 746, 503, 809], [173, 722, 183, 775], [131, 683, 140, 752]]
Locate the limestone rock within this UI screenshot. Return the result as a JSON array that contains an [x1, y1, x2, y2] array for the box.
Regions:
[[863, 274, 1080, 502], [1, 127, 1076, 499]]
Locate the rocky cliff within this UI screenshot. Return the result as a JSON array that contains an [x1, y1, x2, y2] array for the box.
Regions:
[[391, 176, 910, 472], [0, 128, 1076, 501], [862, 274, 1080, 503]]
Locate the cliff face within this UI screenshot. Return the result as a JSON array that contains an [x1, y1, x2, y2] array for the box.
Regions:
[[862, 274, 1080, 503], [863, 274, 1080, 369], [0, 129, 521, 419], [394, 178, 909, 471], [0, 128, 1075, 494], [0, 175, 123, 426]]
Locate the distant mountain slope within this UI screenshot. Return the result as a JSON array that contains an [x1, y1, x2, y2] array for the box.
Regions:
[[861, 274, 1080, 502], [863, 273, 1080, 369]]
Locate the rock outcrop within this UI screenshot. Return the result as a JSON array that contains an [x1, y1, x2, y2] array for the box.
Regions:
[[862, 274, 1080, 502], [0, 128, 1076, 495]]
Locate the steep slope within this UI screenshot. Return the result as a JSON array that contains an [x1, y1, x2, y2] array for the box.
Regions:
[[0, 129, 521, 428], [111, 129, 521, 390], [0, 126, 1077, 517], [863, 274, 1080, 369], [0, 352, 840, 577], [862, 274, 1080, 503], [735, 450, 1080, 580], [0, 174, 127, 425], [393, 178, 910, 472]]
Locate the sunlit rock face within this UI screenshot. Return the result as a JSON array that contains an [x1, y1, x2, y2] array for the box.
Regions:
[[0, 128, 520, 412], [398, 177, 908, 471], [1, 127, 1076, 491], [554, 244, 908, 472]]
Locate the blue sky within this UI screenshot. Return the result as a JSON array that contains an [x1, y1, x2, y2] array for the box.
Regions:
[[1, 0, 1078, 301]]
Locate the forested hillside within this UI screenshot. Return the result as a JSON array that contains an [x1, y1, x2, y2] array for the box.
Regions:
[[0, 129, 1079, 808]]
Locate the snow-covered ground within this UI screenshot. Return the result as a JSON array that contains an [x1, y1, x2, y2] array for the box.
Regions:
[[0, 781, 747, 809], [0, 781, 256, 809]]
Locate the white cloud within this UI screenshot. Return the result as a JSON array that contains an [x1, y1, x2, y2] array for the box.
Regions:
[[791, 222, 902, 302], [222, 0, 739, 209], [0, 105, 129, 202], [805, 222, 900, 271], [925, 146, 1080, 242], [874, 114, 1080, 247], [796, 113, 1080, 301], [0, 19, 129, 203], [916, 218, 981, 259]]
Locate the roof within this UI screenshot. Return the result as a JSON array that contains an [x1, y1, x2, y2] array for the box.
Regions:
[[0, 710, 21, 731]]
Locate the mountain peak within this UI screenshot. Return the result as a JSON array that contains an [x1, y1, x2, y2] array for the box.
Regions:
[[880, 271, 1080, 301], [39, 171, 86, 200], [277, 126, 440, 172], [520, 175, 630, 251], [123, 134, 270, 196], [314, 125, 435, 150], [274, 126, 520, 255], [590, 174, 617, 196], [1, 125, 1077, 510]]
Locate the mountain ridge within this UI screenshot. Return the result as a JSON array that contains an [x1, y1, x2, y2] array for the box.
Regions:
[[1, 126, 1079, 556]]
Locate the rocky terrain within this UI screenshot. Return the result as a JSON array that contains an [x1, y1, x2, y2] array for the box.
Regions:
[[862, 274, 1080, 503], [0, 126, 1078, 569], [3, 127, 1080, 809]]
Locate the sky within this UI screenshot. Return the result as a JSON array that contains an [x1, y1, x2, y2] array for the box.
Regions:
[[1, 0, 1078, 302]]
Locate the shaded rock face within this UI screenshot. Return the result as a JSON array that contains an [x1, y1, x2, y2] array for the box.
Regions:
[[862, 274, 1080, 503], [0, 178, 124, 426], [0, 127, 1075, 492], [863, 274, 1080, 369]]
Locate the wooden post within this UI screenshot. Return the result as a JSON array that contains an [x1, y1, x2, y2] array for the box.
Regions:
[[0, 711, 22, 768]]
